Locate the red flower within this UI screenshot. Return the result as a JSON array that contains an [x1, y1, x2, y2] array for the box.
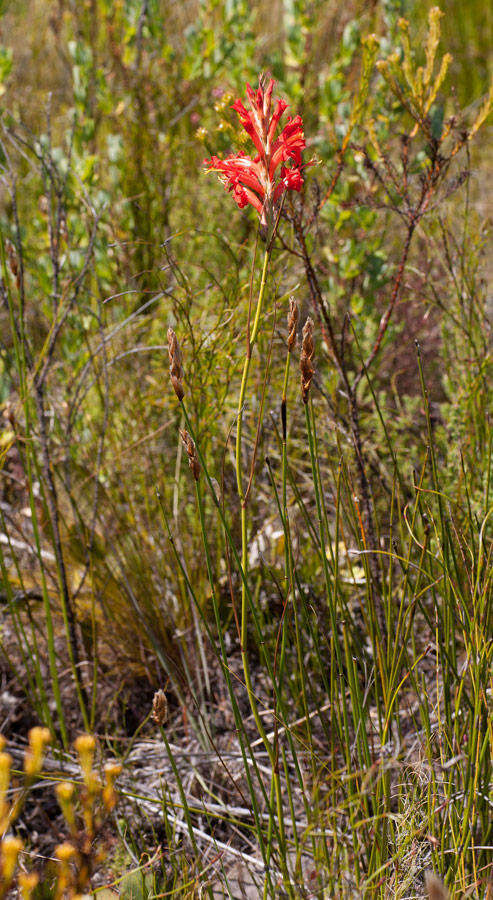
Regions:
[[204, 75, 309, 229]]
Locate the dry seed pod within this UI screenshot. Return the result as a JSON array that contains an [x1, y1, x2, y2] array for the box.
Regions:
[[152, 689, 168, 726], [179, 428, 200, 481], [300, 316, 315, 404], [5, 240, 20, 290], [167, 327, 184, 401], [287, 297, 299, 352], [5, 240, 18, 278]]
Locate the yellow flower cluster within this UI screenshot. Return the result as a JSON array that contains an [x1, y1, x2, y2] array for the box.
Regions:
[[0, 728, 51, 899], [0, 729, 121, 900]]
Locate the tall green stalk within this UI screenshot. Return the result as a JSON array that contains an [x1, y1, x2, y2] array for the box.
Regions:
[[234, 246, 271, 750], [233, 246, 296, 896]]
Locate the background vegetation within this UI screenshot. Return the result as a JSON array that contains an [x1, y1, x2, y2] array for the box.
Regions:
[[0, 0, 491, 897]]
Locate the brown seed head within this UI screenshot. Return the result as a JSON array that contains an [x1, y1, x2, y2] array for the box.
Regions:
[[300, 317, 315, 404], [5, 240, 18, 279], [167, 327, 184, 401], [287, 298, 299, 352], [179, 428, 200, 481], [425, 873, 449, 900], [152, 689, 168, 726]]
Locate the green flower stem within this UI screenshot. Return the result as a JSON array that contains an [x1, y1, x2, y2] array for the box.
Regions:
[[180, 268, 295, 893], [194, 479, 275, 886], [234, 247, 295, 897], [179, 356, 294, 894], [235, 246, 272, 754]]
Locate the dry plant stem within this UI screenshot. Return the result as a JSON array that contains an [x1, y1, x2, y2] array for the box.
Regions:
[[291, 213, 341, 374], [352, 216, 417, 391], [293, 211, 384, 619]]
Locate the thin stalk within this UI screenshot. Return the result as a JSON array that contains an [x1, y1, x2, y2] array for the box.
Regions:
[[158, 724, 213, 900], [194, 480, 276, 886], [235, 247, 272, 753], [278, 350, 291, 687], [232, 246, 295, 897], [304, 401, 345, 683]]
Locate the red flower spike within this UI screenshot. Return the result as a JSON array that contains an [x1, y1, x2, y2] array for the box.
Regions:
[[231, 98, 265, 156], [267, 98, 288, 145], [204, 75, 309, 230], [269, 116, 305, 177], [274, 166, 304, 202]]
